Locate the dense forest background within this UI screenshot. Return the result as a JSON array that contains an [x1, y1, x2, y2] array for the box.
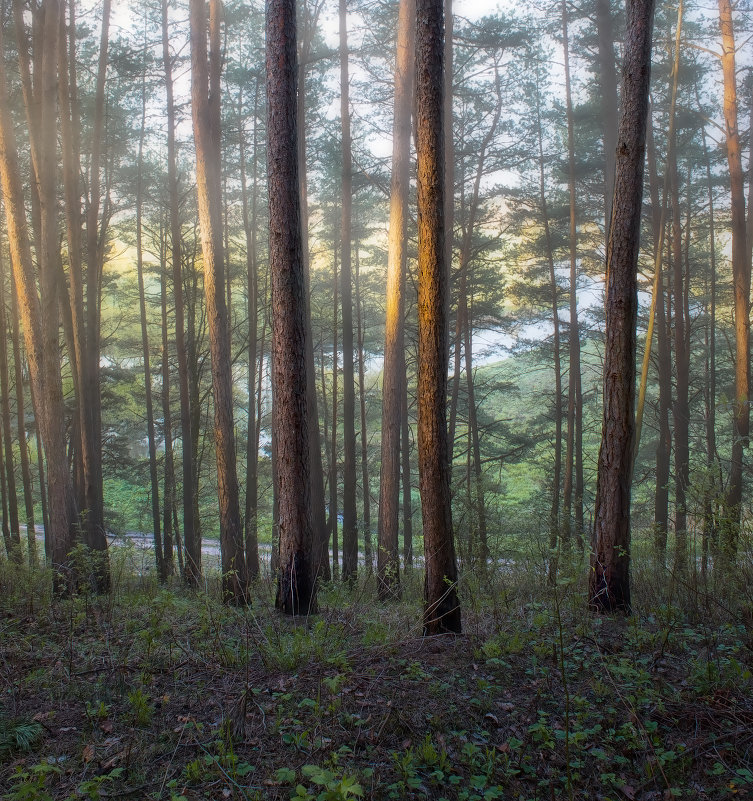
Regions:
[[2, 0, 749, 584]]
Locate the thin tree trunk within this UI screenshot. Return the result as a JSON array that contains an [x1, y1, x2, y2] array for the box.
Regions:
[[378, 0, 414, 599], [417, 0, 460, 635], [401, 377, 413, 567], [240, 78, 260, 580], [670, 149, 689, 574], [160, 250, 176, 577], [0, 245, 20, 558], [339, 0, 358, 583], [135, 54, 165, 583], [589, 0, 655, 614], [561, 0, 581, 554], [534, 69, 563, 582], [9, 272, 34, 561], [83, 0, 111, 575], [163, 0, 198, 583], [331, 246, 340, 581], [355, 244, 371, 568]]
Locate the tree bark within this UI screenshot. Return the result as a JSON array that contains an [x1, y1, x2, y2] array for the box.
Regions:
[[240, 78, 261, 580], [339, 0, 358, 584], [9, 272, 34, 561], [417, 0, 460, 635], [267, 0, 316, 615], [162, 0, 198, 583], [718, 0, 750, 557], [589, 0, 655, 614], [135, 56, 165, 583], [378, 0, 414, 599], [190, 0, 247, 603]]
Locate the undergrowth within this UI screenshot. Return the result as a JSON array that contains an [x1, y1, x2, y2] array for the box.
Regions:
[[1, 544, 752, 800]]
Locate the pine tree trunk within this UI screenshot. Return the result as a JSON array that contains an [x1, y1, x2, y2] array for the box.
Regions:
[[0, 247, 20, 559], [163, 0, 198, 583], [417, 0, 460, 635], [267, 0, 316, 614], [190, 0, 247, 603], [135, 59, 165, 583], [589, 0, 655, 614], [160, 255, 176, 577], [378, 0, 414, 599], [355, 246, 371, 568], [596, 0, 618, 242], [331, 248, 340, 581], [9, 273, 35, 561], [339, 0, 358, 584], [718, 0, 750, 557], [401, 377, 413, 567]]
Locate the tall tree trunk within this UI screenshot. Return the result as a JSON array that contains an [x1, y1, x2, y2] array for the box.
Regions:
[[9, 272, 34, 561], [417, 0, 461, 635], [160, 249, 176, 577], [378, 0, 414, 599], [534, 70, 563, 582], [267, 0, 316, 615], [163, 0, 198, 583], [190, 0, 247, 603], [561, 0, 582, 553], [135, 57, 165, 583], [298, 0, 330, 585], [83, 0, 111, 578], [240, 78, 260, 580], [401, 377, 413, 567], [589, 0, 655, 614], [355, 244, 371, 568], [0, 3, 77, 591], [670, 150, 689, 574], [701, 122, 719, 571], [718, 0, 750, 557], [645, 114, 671, 559], [0, 245, 20, 558], [339, 0, 358, 583], [330, 246, 340, 580]]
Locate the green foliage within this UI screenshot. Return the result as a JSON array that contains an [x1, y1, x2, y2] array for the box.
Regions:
[[0, 718, 43, 757]]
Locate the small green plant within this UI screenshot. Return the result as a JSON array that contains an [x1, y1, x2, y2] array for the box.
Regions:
[[126, 688, 154, 727], [292, 764, 363, 801], [3, 763, 60, 801], [0, 717, 43, 756], [76, 767, 124, 800]]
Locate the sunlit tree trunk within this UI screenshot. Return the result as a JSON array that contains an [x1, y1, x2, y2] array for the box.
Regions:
[[378, 0, 414, 599], [9, 273, 34, 561], [339, 0, 358, 584], [0, 246, 20, 559], [417, 0, 460, 635], [0, 3, 77, 591], [718, 0, 750, 557], [589, 0, 654, 614], [162, 0, 198, 584], [267, 0, 316, 614], [190, 0, 247, 603]]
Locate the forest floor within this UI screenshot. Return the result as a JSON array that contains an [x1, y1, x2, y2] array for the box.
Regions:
[[1, 556, 753, 801]]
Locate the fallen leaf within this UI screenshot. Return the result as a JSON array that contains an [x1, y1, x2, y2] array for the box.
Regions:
[[82, 744, 95, 763]]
